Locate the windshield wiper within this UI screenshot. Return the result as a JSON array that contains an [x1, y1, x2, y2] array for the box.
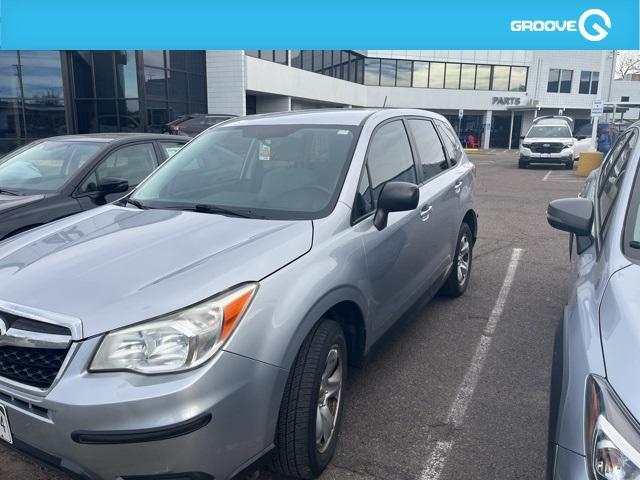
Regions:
[[125, 198, 149, 210], [0, 188, 20, 196], [179, 203, 260, 219]]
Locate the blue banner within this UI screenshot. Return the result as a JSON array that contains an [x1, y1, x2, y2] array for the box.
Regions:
[[1, 0, 638, 49]]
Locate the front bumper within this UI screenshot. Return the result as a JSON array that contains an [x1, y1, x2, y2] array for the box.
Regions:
[[0, 337, 287, 479], [520, 147, 574, 162], [549, 443, 590, 480]]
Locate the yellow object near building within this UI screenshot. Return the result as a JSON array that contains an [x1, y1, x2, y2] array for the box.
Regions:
[[577, 151, 604, 177]]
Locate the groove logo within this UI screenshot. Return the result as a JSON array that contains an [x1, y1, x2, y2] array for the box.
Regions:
[[510, 9, 611, 42]]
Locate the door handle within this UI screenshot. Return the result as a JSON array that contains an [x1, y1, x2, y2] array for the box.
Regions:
[[454, 181, 463, 194], [420, 205, 433, 222]]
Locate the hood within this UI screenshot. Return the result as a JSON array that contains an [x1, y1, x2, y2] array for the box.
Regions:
[[523, 137, 572, 143], [600, 264, 640, 420], [0, 193, 45, 213], [0, 205, 312, 338]]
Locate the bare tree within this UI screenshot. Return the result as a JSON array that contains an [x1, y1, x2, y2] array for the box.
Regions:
[[616, 51, 640, 79]]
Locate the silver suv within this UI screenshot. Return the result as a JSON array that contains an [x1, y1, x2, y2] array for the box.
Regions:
[[547, 123, 640, 479], [0, 109, 477, 480]]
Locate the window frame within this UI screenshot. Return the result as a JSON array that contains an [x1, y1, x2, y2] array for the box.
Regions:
[[73, 140, 160, 197], [351, 116, 419, 225], [622, 136, 640, 263], [595, 128, 638, 245], [404, 116, 451, 186]]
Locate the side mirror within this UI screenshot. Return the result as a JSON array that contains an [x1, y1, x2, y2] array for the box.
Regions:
[[520, 135, 525, 140], [373, 181, 419, 231], [97, 177, 129, 196], [575, 135, 587, 141], [547, 198, 594, 254]]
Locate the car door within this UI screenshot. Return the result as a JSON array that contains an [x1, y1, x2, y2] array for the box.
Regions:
[[406, 118, 459, 286], [75, 142, 159, 209], [352, 119, 427, 333], [435, 119, 473, 260]]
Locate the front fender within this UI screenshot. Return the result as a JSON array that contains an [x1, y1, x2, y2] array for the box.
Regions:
[[224, 233, 369, 372]]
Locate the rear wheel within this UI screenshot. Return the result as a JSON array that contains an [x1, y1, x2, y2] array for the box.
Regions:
[[272, 319, 347, 479], [440, 223, 473, 298], [518, 158, 529, 169]]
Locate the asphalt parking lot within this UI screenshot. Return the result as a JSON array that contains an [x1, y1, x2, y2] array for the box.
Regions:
[[0, 151, 583, 480]]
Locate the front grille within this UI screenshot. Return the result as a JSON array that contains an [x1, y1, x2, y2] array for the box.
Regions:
[[0, 346, 68, 389], [530, 142, 564, 154]]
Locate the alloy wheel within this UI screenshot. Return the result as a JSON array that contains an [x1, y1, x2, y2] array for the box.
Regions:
[[316, 346, 343, 453]]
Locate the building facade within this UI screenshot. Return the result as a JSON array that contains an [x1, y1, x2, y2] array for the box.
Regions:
[[0, 49, 629, 154], [0, 50, 207, 153]]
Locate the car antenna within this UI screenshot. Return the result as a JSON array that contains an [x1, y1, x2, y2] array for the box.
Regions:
[[383, 96, 388, 108]]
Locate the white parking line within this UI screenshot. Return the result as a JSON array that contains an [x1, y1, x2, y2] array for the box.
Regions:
[[542, 171, 552, 182], [419, 248, 524, 480]]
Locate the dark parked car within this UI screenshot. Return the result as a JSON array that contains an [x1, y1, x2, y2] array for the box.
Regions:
[[163, 114, 236, 137], [0, 133, 188, 239]]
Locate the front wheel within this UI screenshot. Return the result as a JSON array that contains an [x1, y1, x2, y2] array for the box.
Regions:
[[565, 161, 574, 170], [272, 319, 347, 479], [518, 158, 529, 169], [440, 223, 473, 298]]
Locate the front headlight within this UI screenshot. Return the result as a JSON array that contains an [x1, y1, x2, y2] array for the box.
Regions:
[[521, 142, 532, 148], [586, 375, 640, 479], [563, 141, 574, 149], [90, 283, 258, 374]]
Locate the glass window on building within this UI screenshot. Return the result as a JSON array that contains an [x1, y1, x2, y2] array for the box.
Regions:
[[579, 71, 599, 94], [445, 63, 460, 89], [547, 68, 560, 92], [274, 51, 288, 65], [509, 67, 527, 91], [291, 50, 302, 69], [492, 66, 510, 90], [313, 51, 323, 73], [396, 60, 412, 87], [590, 72, 599, 94], [460, 64, 476, 89], [475, 65, 491, 90], [380, 59, 396, 86], [0, 51, 66, 153], [548, 68, 572, 93], [413, 61, 429, 88], [364, 58, 381, 86], [429, 62, 445, 88], [560, 69, 572, 93]]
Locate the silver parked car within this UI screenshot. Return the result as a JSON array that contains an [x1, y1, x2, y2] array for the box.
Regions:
[[0, 109, 477, 480], [547, 122, 640, 479]]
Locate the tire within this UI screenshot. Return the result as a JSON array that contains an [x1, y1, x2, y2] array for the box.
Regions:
[[565, 161, 574, 170], [518, 158, 529, 169], [272, 319, 347, 479], [440, 223, 473, 298]]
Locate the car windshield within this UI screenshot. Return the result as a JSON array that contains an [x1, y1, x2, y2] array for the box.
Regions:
[[132, 124, 359, 219], [527, 125, 572, 138], [0, 141, 102, 193]]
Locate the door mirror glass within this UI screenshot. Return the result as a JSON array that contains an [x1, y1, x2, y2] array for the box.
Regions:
[[374, 181, 419, 230], [97, 177, 129, 195], [548, 198, 594, 235]]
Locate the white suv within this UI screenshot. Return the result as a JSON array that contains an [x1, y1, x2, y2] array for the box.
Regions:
[[519, 116, 586, 170]]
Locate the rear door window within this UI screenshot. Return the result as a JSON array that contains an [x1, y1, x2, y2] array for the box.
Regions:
[[407, 119, 448, 183], [436, 120, 464, 162], [598, 129, 638, 238]]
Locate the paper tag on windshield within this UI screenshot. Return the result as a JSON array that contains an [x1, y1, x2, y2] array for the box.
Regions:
[[337, 130, 350, 135], [259, 141, 271, 161]]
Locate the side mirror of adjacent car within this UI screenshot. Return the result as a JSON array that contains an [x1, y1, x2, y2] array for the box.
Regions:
[[520, 135, 525, 140], [97, 177, 129, 196], [374, 181, 419, 231], [575, 135, 587, 141], [547, 198, 594, 254]]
